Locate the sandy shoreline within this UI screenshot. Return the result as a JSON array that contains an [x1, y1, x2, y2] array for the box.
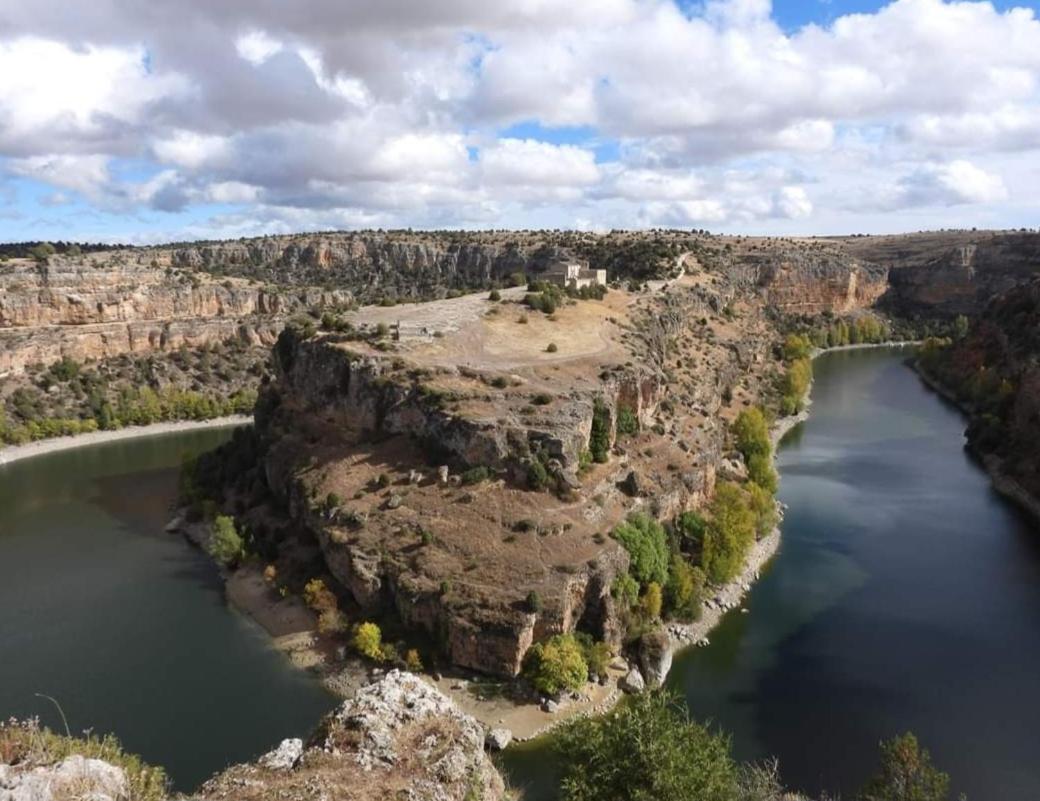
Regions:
[[0, 415, 252, 467]]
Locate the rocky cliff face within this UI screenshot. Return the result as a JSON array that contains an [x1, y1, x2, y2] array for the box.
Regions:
[[840, 231, 1040, 317], [0, 255, 350, 375], [745, 251, 889, 315], [171, 233, 558, 301]]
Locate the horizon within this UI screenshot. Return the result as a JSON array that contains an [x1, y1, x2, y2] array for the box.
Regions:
[[2, 0, 1040, 243]]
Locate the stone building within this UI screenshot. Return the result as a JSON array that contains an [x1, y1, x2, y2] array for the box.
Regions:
[[544, 259, 607, 290]]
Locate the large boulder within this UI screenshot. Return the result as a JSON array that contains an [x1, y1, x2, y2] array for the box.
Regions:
[[0, 755, 127, 801]]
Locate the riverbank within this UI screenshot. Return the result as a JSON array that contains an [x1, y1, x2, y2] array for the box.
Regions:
[[0, 416, 252, 467], [913, 365, 1040, 526]]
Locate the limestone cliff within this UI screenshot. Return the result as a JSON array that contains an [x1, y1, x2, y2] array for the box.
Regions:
[[0, 254, 350, 375]]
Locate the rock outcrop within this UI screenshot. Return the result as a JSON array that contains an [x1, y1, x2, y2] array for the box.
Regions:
[[197, 671, 506, 801]]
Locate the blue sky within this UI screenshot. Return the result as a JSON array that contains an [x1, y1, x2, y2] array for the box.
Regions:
[[2, 0, 1039, 242]]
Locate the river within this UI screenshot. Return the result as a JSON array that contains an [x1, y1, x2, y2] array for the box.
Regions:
[[503, 347, 1040, 800], [0, 425, 335, 791]]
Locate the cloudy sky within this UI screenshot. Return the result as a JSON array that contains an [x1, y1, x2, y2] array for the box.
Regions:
[[1, 0, 1039, 243]]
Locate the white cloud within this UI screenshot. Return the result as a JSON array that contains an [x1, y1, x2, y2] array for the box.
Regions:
[[1, 0, 1038, 235], [236, 31, 283, 65]]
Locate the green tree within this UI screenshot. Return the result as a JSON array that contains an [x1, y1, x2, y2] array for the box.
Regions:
[[612, 513, 670, 587], [616, 406, 639, 436], [746, 482, 778, 538], [782, 333, 812, 361], [702, 483, 756, 583], [208, 515, 244, 567], [732, 408, 771, 462], [523, 634, 588, 696], [676, 510, 707, 549], [589, 398, 612, 463], [859, 733, 952, 801], [953, 314, 970, 341], [746, 453, 777, 493], [555, 689, 737, 801]]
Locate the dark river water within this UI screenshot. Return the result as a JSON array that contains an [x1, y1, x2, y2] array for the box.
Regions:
[[503, 347, 1040, 800], [0, 426, 334, 791]]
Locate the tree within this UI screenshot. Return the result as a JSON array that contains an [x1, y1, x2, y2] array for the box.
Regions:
[[555, 689, 737, 801], [676, 510, 707, 549], [859, 733, 952, 801], [746, 453, 777, 493], [953, 315, 970, 341], [732, 408, 771, 462], [208, 515, 244, 567], [589, 398, 612, 463], [612, 513, 670, 587], [353, 622, 383, 660], [523, 634, 588, 696], [702, 483, 756, 583], [746, 482, 778, 538], [783, 333, 812, 361]]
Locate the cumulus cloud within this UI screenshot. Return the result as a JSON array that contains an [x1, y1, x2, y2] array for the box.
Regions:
[[0, 0, 1037, 236]]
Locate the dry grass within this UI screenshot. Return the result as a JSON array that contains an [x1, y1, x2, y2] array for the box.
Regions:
[[0, 717, 168, 801]]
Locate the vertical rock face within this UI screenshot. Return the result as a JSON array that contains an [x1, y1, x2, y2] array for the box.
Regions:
[[0, 256, 350, 374], [750, 253, 889, 315]]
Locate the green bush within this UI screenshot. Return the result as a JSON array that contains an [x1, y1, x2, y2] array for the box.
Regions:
[[676, 510, 707, 549], [616, 406, 639, 436], [702, 483, 756, 584], [554, 690, 737, 801], [665, 556, 706, 622], [526, 590, 542, 612], [546, 342, 559, 353], [527, 459, 551, 490], [461, 466, 491, 484], [574, 633, 612, 677], [612, 513, 669, 587], [208, 515, 244, 567], [640, 581, 663, 619], [780, 358, 812, 415], [612, 573, 640, 609], [489, 289, 502, 301], [523, 634, 588, 696]]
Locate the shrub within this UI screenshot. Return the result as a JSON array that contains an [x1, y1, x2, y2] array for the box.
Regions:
[[780, 358, 812, 415], [489, 289, 502, 301], [640, 581, 663, 619], [589, 398, 611, 463], [303, 578, 337, 613], [318, 609, 347, 634], [523, 634, 588, 696], [404, 648, 424, 672], [676, 510, 707, 549], [526, 590, 543, 612], [353, 622, 383, 660], [859, 733, 952, 801], [554, 690, 737, 801], [746, 482, 778, 538], [208, 515, 244, 567], [527, 459, 551, 490], [616, 406, 639, 436], [665, 556, 705, 622], [612, 514, 669, 587], [532, 393, 553, 405], [612, 573, 640, 609], [461, 465, 491, 484], [702, 483, 756, 584], [574, 633, 612, 677], [546, 342, 558, 353]]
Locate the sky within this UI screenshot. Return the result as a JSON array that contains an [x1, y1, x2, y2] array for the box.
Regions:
[[1, 0, 1039, 244]]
